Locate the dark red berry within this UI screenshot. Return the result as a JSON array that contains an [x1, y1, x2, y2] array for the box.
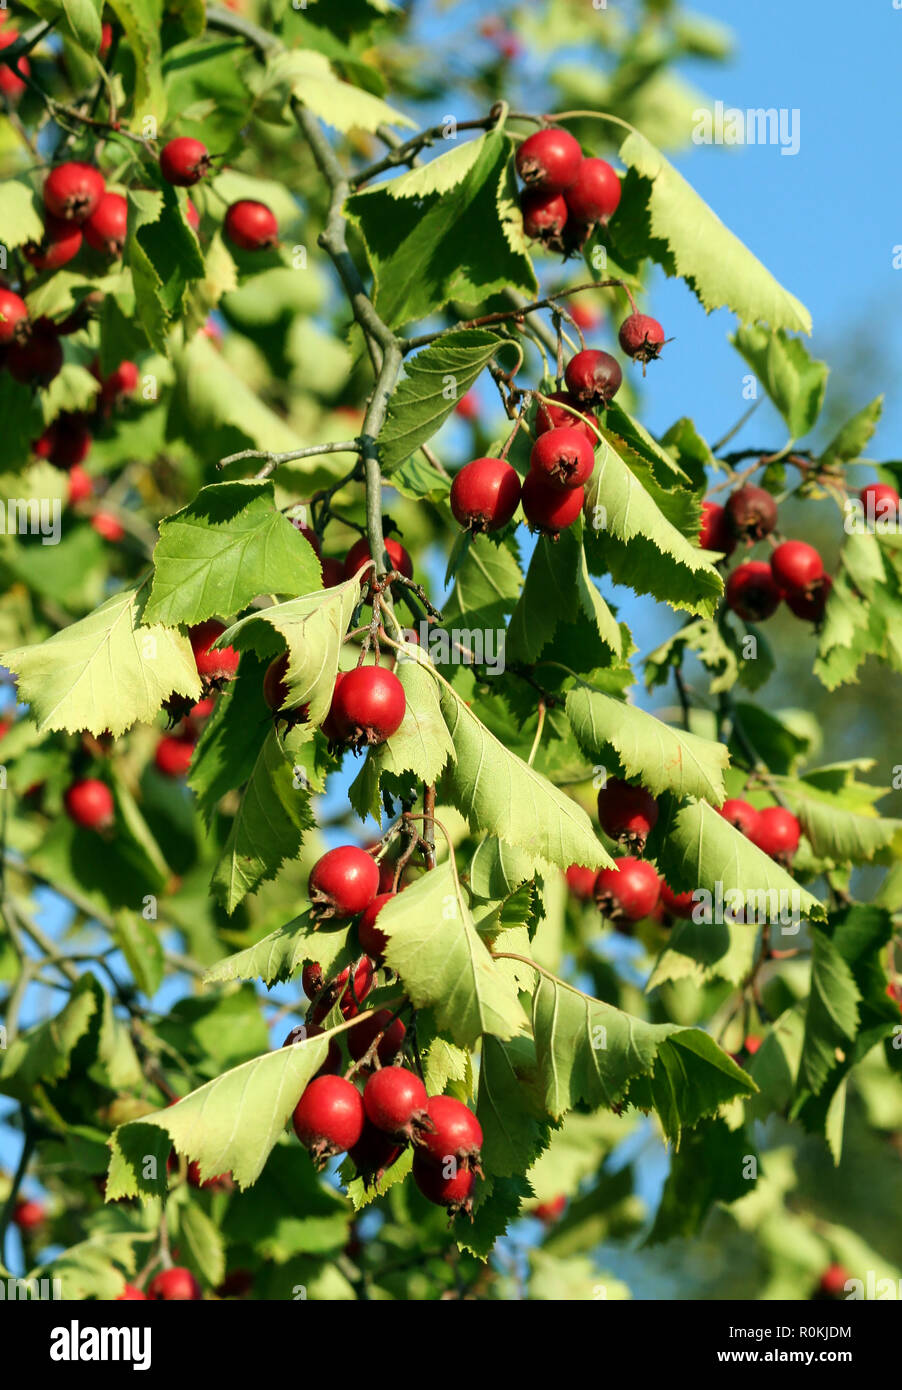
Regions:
[[321, 556, 344, 588], [33, 414, 92, 469], [416, 1095, 483, 1174], [618, 312, 666, 369], [101, 359, 140, 405], [357, 891, 394, 959], [785, 574, 832, 623], [596, 778, 659, 851], [515, 126, 582, 193], [83, 192, 127, 257], [450, 456, 522, 532], [292, 1075, 365, 1164], [770, 540, 824, 594], [520, 189, 568, 250], [563, 157, 621, 225], [308, 845, 380, 919], [306, 956, 375, 1021], [659, 881, 696, 919], [0, 287, 28, 345], [749, 806, 801, 864], [347, 1009, 406, 1065], [8, 321, 63, 387], [160, 136, 211, 187], [330, 665, 406, 748], [224, 199, 278, 251], [565, 864, 597, 900], [719, 799, 761, 839], [147, 1267, 201, 1301], [189, 620, 240, 682], [563, 349, 622, 407], [343, 536, 413, 582], [64, 778, 114, 830], [289, 517, 321, 558], [594, 857, 660, 922], [521, 472, 584, 536], [262, 652, 290, 714], [348, 1121, 403, 1187], [43, 162, 105, 224], [699, 501, 736, 557], [363, 1067, 432, 1142], [725, 485, 778, 542], [154, 734, 195, 778], [529, 426, 595, 490], [726, 561, 782, 622], [412, 1151, 476, 1217], [534, 390, 599, 445]]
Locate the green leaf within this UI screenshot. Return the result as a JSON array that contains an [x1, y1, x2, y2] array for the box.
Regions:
[[821, 396, 883, 465], [127, 188, 206, 354], [379, 860, 528, 1047], [378, 330, 504, 474], [389, 452, 452, 504], [470, 837, 535, 900], [204, 912, 350, 989], [367, 652, 455, 785], [0, 178, 44, 248], [438, 678, 612, 873], [614, 131, 811, 333], [508, 524, 620, 665], [566, 685, 729, 803], [187, 652, 271, 825], [443, 533, 522, 631], [113, 911, 164, 997], [257, 48, 414, 132], [223, 1143, 350, 1258], [775, 774, 902, 865], [0, 976, 99, 1099], [25, 0, 102, 51], [107, 0, 165, 119], [145, 481, 321, 626], [647, 1119, 756, 1243], [1, 583, 201, 737], [176, 1204, 226, 1289], [477, 1034, 550, 1178], [731, 326, 828, 437], [347, 130, 536, 330], [646, 913, 757, 991], [796, 930, 860, 1096]]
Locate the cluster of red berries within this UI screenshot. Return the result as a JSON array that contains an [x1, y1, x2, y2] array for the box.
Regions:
[[159, 137, 278, 251], [719, 797, 801, 866], [515, 125, 621, 256]]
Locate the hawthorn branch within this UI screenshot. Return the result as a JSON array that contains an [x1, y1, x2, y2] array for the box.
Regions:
[[403, 280, 637, 353], [217, 438, 363, 476]]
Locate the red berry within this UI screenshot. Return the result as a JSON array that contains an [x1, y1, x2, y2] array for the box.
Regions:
[[99, 21, 113, 57], [719, 798, 760, 839], [450, 456, 522, 531], [520, 189, 568, 250], [859, 481, 900, 523], [594, 857, 660, 922], [43, 161, 105, 224], [13, 1198, 44, 1230], [117, 1284, 148, 1300], [534, 390, 599, 445], [100, 359, 140, 405], [659, 881, 696, 919], [817, 1263, 850, 1298], [563, 349, 622, 408], [534, 1194, 567, 1222], [185, 199, 200, 232], [529, 426, 595, 491], [330, 665, 406, 748], [618, 312, 666, 368], [521, 472, 584, 536], [566, 299, 601, 331], [744, 1034, 762, 1055], [596, 778, 659, 851], [83, 192, 127, 257], [785, 574, 832, 624], [292, 1075, 365, 1164], [33, 414, 92, 469], [284, 1023, 341, 1077], [23, 216, 83, 272], [0, 30, 30, 98], [699, 500, 736, 557], [563, 157, 621, 225], [357, 891, 394, 959], [749, 805, 801, 864], [321, 556, 344, 588], [726, 561, 782, 622], [347, 1009, 406, 1065], [160, 136, 211, 187], [187, 1160, 229, 1190], [289, 517, 321, 557], [0, 287, 28, 345], [189, 619, 240, 682], [306, 956, 375, 1021], [262, 652, 290, 714], [770, 540, 824, 594], [412, 1151, 476, 1217], [416, 1095, 483, 1175], [64, 778, 114, 830], [565, 864, 597, 900], [8, 322, 63, 386], [454, 391, 479, 420], [348, 1121, 403, 1187], [725, 485, 778, 542], [67, 465, 93, 505], [92, 511, 125, 543], [224, 199, 278, 251], [154, 734, 195, 778], [147, 1267, 202, 1301], [515, 126, 583, 194], [363, 1066, 432, 1142], [308, 844, 380, 919], [343, 536, 413, 582]]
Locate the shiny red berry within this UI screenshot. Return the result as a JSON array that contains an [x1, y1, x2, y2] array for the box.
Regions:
[[520, 189, 568, 249], [529, 426, 595, 490], [364, 1066, 432, 1142], [412, 1152, 476, 1217], [563, 349, 622, 407], [450, 456, 522, 531], [725, 485, 778, 542], [330, 665, 406, 748], [8, 322, 63, 386], [117, 1284, 148, 1301], [308, 844, 380, 919], [565, 864, 597, 900], [23, 217, 83, 272], [594, 856, 660, 922], [521, 472, 584, 536], [100, 359, 140, 405], [349, 1121, 403, 1187], [189, 619, 240, 682], [719, 798, 760, 839], [726, 561, 782, 622], [160, 136, 211, 187], [0, 287, 28, 345], [515, 126, 582, 193], [147, 1267, 202, 1301], [154, 734, 195, 778], [292, 1075, 365, 1164], [83, 192, 127, 257], [618, 312, 666, 368], [416, 1095, 483, 1174], [357, 891, 395, 959], [659, 881, 696, 919], [64, 778, 114, 830], [534, 390, 599, 445], [43, 161, 105, 224], [859, 481, 899, 522], [770, 540, 824, 595], [347, 1009, 406, 1065], [596, 778, 659, 851], [306, 956, 375, 1020], [343, 535, 413, 582], [817, 1264, 850, 1299], [563, 157, 621, 224], [699, 500, 736, 556], [224, 199, 278, 251], [749, 806, 801, 864], [785, 574, 832, 623], [321, 556, 344, 588]]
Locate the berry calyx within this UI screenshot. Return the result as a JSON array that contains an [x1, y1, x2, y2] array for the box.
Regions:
[[594, 856, 660, 922], [515, 126, 583, 193], [349, 1121, 403, 1187], [725, 484, 778, 542], [450, 456, 522, 532], [596, 777, 659, 851], [308, 844, 380, 919], [416, 1095, 483, 1176], [83, 191, 127, 257], [0, 287, 29, 345], [521, 472, 584, 536], [749, 805, 801, 865], [224, 199, 278, 251], [64, 778, 114, 830], [563, 349, 622, 408], [563, 157, 621, 225], [357, 891, 395, 959], [13, 1198, 45, 1230], [189, 619, 240, 683], [659, 881, 696, 919], [43, 161, 105, 224], [529, 426, 595, 490], [726, 561, 782, 622], [770, 540, 824, 595], [719, 798, 760, 839], [412, 1152, 476, 1218], [618, 313, 666, 369], [147, 1267, 202, 1301], [347, 1008, 406, 1065], [520, 189, 568, 251], [33, 413, 92, 469], [534, 390, 599, 445], [329, 664, 406, 749], [699, 500, 736, 557], [160, 136, 212, 187], [343, 535, 413, 583], [363, 1066, 433, 1142], [23, 217, 83, 272], [565, 864, 597, 901], [154, 734, 195, 778], [292, 1075, 365, 1165], [785, 574, 832, 624], [858, 481, 899, 523]]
